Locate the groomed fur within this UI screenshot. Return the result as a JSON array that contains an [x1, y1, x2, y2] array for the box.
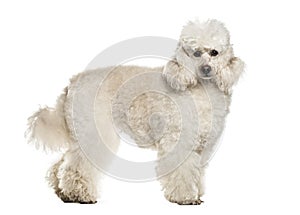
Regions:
[[27, 19, 244, 204], [26, 87, 71, 152]]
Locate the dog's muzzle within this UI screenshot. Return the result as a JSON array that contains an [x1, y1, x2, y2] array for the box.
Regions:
[[197, 65, 213, 80], [200, 65, 212, 75]]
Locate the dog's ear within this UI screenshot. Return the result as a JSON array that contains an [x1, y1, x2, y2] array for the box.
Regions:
[[216, 57, 245, 93], [162, 59, 197, 91]]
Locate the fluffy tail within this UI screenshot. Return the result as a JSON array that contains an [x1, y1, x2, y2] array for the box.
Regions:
[[26, 88, 71, 152]]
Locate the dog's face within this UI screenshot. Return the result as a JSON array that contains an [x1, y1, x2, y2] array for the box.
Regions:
[[179, 38, 231, 80], [163, 20, 244, 93]]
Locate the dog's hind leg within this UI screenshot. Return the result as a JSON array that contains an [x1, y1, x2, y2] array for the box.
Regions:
[[47, 157, 64, 198], [49, 147, 101, 204]]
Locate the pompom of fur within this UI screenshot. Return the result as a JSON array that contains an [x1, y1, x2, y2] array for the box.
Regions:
[[181, 19, 230, 50], [162, 60, 197, 91], [25, 89, 71, 152], [215, 57, 245, 93]]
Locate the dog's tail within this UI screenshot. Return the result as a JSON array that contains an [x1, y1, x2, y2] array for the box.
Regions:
[[25, 88, 71, 152]]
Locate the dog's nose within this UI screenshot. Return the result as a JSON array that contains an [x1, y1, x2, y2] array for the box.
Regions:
[[201, 65, 212, 75]]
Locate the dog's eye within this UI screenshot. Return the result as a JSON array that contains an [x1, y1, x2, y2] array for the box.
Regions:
[[210, 49, 219, 57], [193, 51, 202, 57]]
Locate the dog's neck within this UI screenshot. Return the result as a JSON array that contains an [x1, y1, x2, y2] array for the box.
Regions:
[[198, 79, 232, 96], [198, 79, 232, 113]]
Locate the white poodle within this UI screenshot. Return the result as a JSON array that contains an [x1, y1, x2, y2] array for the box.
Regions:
[[26, 19, 244, 205]]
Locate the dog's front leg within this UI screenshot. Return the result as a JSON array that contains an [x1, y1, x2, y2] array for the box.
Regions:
[[156, 150, 205, 205]]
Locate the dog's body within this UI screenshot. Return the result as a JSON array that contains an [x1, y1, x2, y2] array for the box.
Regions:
[[26, 20, 244, 204]]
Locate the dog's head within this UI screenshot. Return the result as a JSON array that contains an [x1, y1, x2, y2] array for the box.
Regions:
[[163, 19, 244, 93]]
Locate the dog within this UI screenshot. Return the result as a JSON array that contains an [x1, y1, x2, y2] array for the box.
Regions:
[[26, 19, 244, 205]]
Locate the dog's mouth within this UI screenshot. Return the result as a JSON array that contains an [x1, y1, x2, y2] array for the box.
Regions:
[[197, 73, 214, 80], [198, 75, 213, 80]]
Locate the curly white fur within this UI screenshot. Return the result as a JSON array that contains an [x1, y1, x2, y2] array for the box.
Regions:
[[26, 19, 244, 204], [26, 87, 71, 151]]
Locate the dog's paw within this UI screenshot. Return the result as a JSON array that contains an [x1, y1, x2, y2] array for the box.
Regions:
[[56, 189, 98, 204], [63, 199, 97, 204], [60, 195, 98, 204], [168, 197, 204, 205], [175, 199, 203, 205]]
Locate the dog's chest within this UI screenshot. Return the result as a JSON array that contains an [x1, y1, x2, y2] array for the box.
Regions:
[[190, 83, 230, 164], [192, 83, 230, 138], [118, 82, 230, 149]]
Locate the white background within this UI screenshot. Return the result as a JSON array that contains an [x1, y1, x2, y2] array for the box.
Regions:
[[1, 0, 300, 214]]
